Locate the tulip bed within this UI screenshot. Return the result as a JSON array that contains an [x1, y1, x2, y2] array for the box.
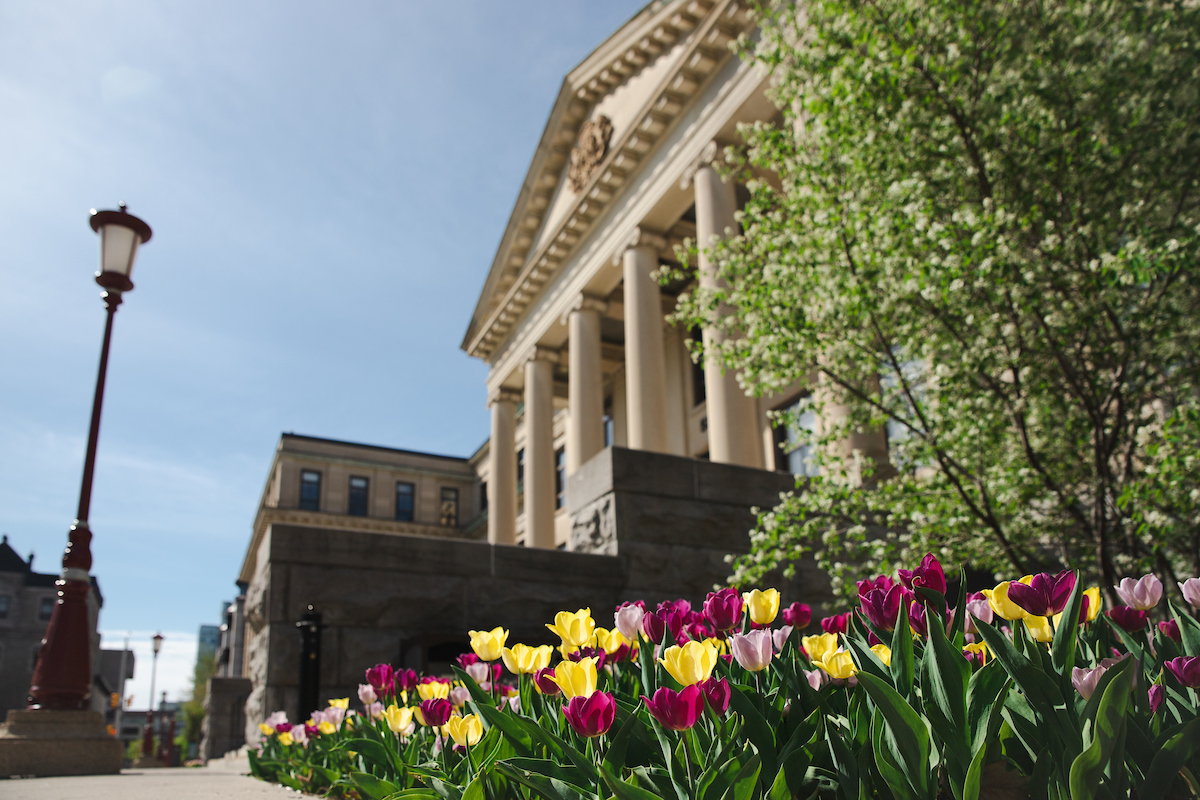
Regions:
[[249, 558, 1200, 800]]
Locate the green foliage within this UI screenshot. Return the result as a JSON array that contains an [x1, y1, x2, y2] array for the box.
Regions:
[[183, 648, 217, 745], [666, 0, 1200, 597]]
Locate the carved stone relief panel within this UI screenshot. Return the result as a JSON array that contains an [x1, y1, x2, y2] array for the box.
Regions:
[[567, 115, 614, 193]]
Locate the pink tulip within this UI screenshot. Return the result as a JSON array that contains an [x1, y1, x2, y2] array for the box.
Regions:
[[1164, 656, 1200, 688], [966, 593, 993, 631], [821, 612, 851, 635], [324, 706, 346, 727], [730, 630, 773, 672], [703, 588, 744, 632], [856, 575, 896, 596], [803, 669, 824, 690], [291, 725, 308, 745], [641, 685, 704, 731], [899, 553, 947, 595], [772, 625, 794, 653], [449, 686, 471, 707], [1179, 578, 1200, 609], [464, 661, 489, 685], [507, 694, 521, 713], [357, 684, 378, 706], [1007, 571, 1076, 617], [365, 702, 384, 719], [1115, 574, 1163, 610], [615, 603, 646, 640], [700, 677, 730, 714], [564, 691, 615, 738], [1072, 666, 1107, 700], [781, 602, 812, 629]]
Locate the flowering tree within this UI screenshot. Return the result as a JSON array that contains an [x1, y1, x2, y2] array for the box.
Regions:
[[669, 0, 1200, 598]]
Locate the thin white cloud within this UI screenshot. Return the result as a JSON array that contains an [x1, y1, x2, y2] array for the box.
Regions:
[[100, 629, 198, 709]]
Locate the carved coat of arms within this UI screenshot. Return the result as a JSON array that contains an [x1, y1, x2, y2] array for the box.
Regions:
[[567, 115, 614, 193]]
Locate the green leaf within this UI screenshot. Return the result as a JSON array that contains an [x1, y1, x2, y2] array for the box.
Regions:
[[766, 745, 813, 800], [1051, 573, 1084, 676], [1169, 599, 1200, 658], [855, 671, 932, 798], [339, 738, 398, 774], [504, 757, 588, 788], [923, 599, 971, 777], [604, 707, 642, 778], [870, 707, 919, 800], [721, 753, 761, 800], [352, 772, 400, 800], [727, 684, 777, 779], [382, 790, 442, 800], [461, 776, 485, 800], [601, 764, 669, 800], [965, 660, 1010, 754], [475, 703, 534, 758], [891, 602, 916, 697], [1138, 717, 1200, 800], [961, 742, 988, 800], [973, 616, 1065, 722], [494, 761, 591, 800], [1068, 658, 1134, 800]]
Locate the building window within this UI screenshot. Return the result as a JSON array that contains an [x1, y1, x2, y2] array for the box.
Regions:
[[39, 597, 54, 621], [348, 476, 369, 517], [395, 482, 415, 522], [773, 395, 819, 476], [516, 449, 525, 494], [0, 596, 10, 619], [440, 487, 459, 527], [299, 470, 322, 511], [480, 481, 488, 512], [554, 447, 566, 509], [603, 398, 614, 447]]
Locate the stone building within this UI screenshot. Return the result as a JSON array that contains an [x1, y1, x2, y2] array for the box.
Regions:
[[224, 0, 903, 751]]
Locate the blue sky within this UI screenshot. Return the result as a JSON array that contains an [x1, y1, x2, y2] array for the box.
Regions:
[[0, 0, 645, 702]]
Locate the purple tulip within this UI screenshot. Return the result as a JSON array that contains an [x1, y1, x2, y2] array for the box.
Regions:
[[898, 553, 947, 595], [821, 612, 851, 635], [365, 663, 394, 694], [1149, 684, 1164, 713], [418, 698, 452, 727], [781, 602, 812, 629], [703, 588, 744, 632], [394, 668, 418, 694], [860, 584, 907, 631], [643, 611, 668, 644], [908, 602, 928, 636], [564, 691, 616, 738], [1107, 605, 1150, 632], [700, 677, 730, 714], [568, 647, 608, 671], [856, 575, 896, 596], [1159, 619, 1182, 643], [1007, 571, 1076, 617], [274, 722, 293, 733], [1164, 656, 1200, 688], [1115, 574, 1163, 611], [534, 667, 560, 696], [642, 685, 704, 731]]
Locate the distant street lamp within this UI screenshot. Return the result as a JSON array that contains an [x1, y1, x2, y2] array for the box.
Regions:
[[142, 632, 163, 758], [27, 204, 152, 710]]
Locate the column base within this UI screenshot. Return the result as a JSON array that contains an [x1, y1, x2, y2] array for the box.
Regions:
[[0, 709, 122, 777]]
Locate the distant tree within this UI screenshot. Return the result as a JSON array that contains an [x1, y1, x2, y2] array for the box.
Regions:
[[671, 0, 1200, 600], [183, 650, 218, 747]]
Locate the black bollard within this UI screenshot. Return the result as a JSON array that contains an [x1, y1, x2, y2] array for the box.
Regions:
[[296, 605, 322, 722]]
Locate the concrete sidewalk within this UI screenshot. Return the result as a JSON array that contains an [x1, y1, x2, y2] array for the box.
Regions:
[[1, 764, 296, 799]]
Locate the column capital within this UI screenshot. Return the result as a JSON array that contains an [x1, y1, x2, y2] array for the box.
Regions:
[[679, 140, 721, 189], [488, 386, 523, 406], [611, 226, 669, 265], [527, 344, 559, 364], [560, 292, 608, 326]]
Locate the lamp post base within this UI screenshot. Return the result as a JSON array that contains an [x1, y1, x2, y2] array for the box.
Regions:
[[0, 709, 122, 777]]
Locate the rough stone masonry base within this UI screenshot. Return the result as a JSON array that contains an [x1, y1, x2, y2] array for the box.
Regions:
[[0, 709, 122, 777]]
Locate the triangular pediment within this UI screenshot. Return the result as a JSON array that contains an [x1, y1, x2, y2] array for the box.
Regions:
[[462, 0, 753, 359]]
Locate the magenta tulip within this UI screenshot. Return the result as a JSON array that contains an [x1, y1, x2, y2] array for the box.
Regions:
[[418, 698, 453, 727], [860, 584, 907, 631], [274, 722, 293, 733], [898, 553, 947, 595], [703, 588, 744, 632], [1107, 605, 1150, 632], [856, 575, 896, 596], [658, 599, 692, 617], [455, 653, 480, 669], [700, 677, 730, 714], [642, 611, 667, 644], [821, 612, 851, 635], [564, 691, 616, 738], [534, 667, 560, 696], [642, 685, 704, 731], [394, 668, 418, 693], [568, 647, 608, 670], [1164, 656, 1200, 688], [1159, 619, 1182, 643], [1006, 571, 1076, 617], [1149, 684, 1164, 714], [908, 602, 928, 636], [781, 602, 812, 629], [365, 663, 394, 694]]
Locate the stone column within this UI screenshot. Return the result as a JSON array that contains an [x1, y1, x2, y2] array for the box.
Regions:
[[524, 347, 558, 549], [566, 293, 608, 474], [619, 227, 670, 453], [683, 142, 764, 468], [487, 387, 521, 545]]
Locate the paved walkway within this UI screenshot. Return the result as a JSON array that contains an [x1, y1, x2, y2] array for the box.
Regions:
[[2, 762, 295, 799]]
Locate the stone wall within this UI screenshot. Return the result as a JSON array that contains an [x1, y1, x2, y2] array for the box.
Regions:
[[200, 676, 251, 761]]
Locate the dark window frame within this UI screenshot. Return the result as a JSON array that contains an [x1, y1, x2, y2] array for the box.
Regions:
[[0, 596, 10, 619], [772, 393, 819, 477], [554, 447, 566, 510], [395, 481, 415, 522], [439, 487, 459, 527], [38, 597, 54, 621], [299, 469, 322, 511], [348, 475, 370, 517]]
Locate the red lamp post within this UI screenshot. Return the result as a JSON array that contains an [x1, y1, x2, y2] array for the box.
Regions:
[[27, 204, 152, 710]]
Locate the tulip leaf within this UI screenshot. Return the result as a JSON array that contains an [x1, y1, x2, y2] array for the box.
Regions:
[[965, 661, 1010, 755], [601, 764, 669, 800], [381, 790, 442, 799], [842, 629, 891, 686], [727, 684, 777, 780], [339, 738, 399, 774], [603, 705, 641, 778], [949, 567, 970, 645], [1051, 573, 1084, 677], [721, 752, 761, 800], [460, 778, 485, 800], [1068, 658, 1134, 800], [495, 761, 591, 800], [855, 671, 932, 798], [923, 597, 971, 774], [891, 603, 915, 697], [870, 707, 919, 800], [1168, 599, 1200, 659], [504, 757, 588, 788], [352, 773, 399, 800], [474, 703, 534, 758], [766, 744, 813, 800], [973, 616, 1065, 717], [1139, 717, 1200, 800]]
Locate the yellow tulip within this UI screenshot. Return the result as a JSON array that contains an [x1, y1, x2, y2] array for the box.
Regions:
[[550, 657, 598, 699], [329, 697, 350, 710], [703, 637, 728, 656], [318, 721, 336, 735], [594, 627, 627, 655], [870, 644, 892, 668], [963, 642, 990, 664], [382, 705, 413, 734], [445, 714, 484, 748], [659, 640, 718, 687], [502, 643, 554, 675], [258, 723, 274, 736], [1052, 587, 1100, 628], [801, 633, 841, 665], [468, 627, 509, 661], [743, 588, 781, 625], [817, 651, 857, 680], [1023, 615, 1053, 643], [983, 582, 1029, 621], [418, 680, 450, 701], [546, 608, 596, 648], [278, 731, 294, 746]]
